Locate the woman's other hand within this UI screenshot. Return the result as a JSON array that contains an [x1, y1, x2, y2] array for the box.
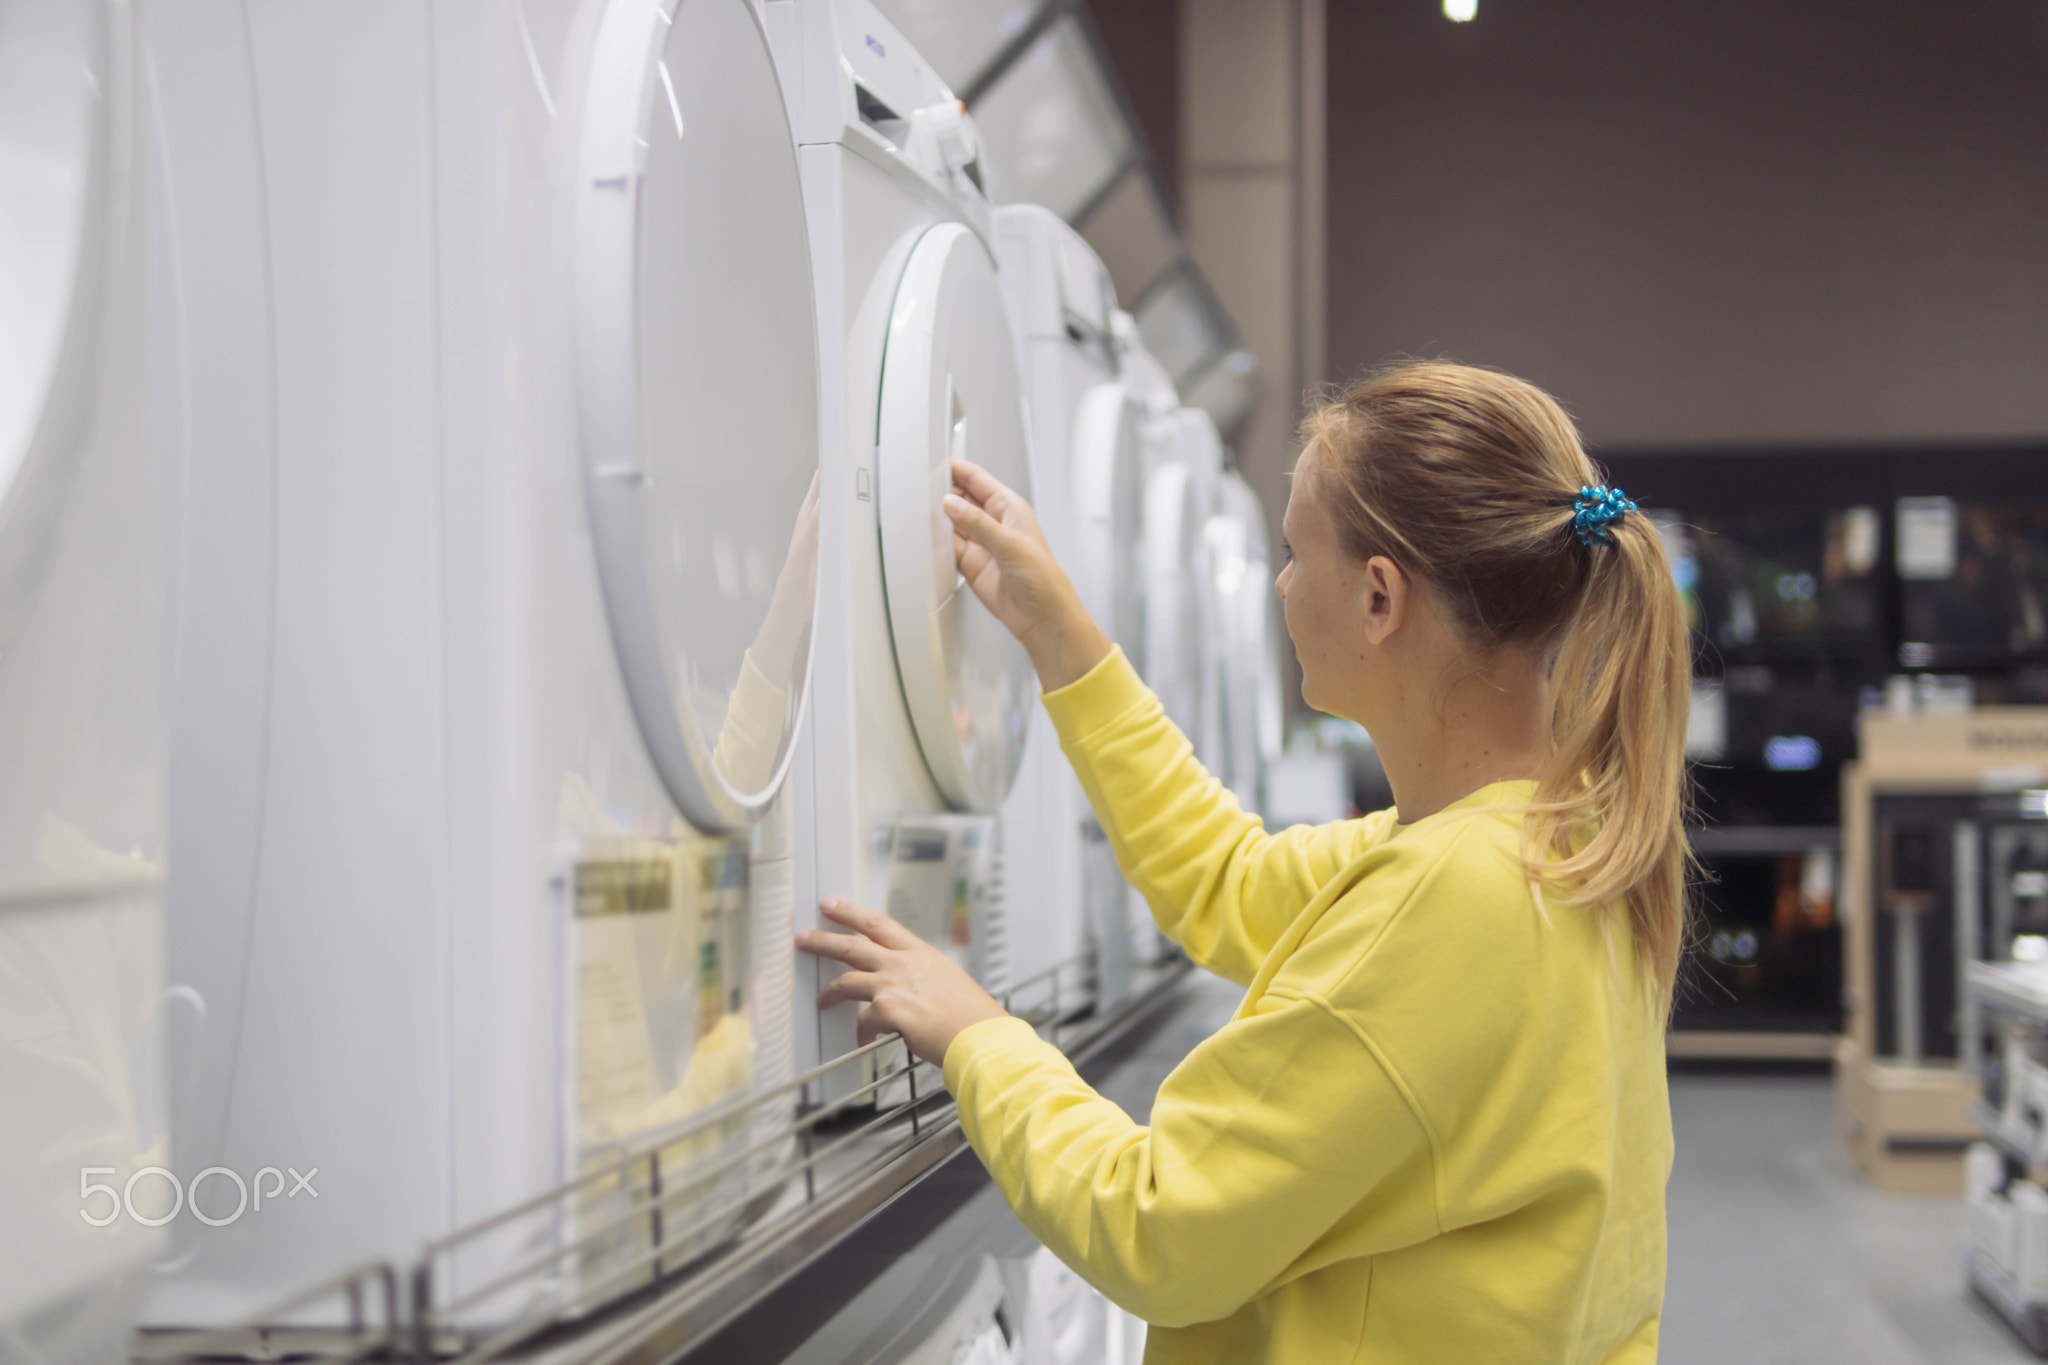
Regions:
[[796, 897, 1008, 1066], [943, 458, 1111, 691]]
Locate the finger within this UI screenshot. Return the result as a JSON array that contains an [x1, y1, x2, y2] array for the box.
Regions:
[[816, 970, 880, 1011], [794, 929, 885, 971], [942, 491, 1012, 551], [953, 532, 994, 580], [819, 896, 922, 951], [949, 458, 1020, 513]]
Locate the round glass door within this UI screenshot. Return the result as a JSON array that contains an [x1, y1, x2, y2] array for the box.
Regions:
[[575, 0, 820, 832], [0, 0, 106, 522], [875, 223, 1035, 814], [1071, 382, 1144, 675]]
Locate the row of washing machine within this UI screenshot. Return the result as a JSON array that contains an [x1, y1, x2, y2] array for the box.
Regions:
[[0, 0, 1282, 1354]]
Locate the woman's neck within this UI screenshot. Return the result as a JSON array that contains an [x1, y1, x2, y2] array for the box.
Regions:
[[1372, 654, 1549, 825]]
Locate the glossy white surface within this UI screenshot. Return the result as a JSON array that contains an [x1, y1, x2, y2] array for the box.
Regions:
[[988, 204, 1125, 1011], [1157, 407, 1226, 770], [1211, 471, 1281, 809], [1141, 460, 1207, 742], [1070, 384, 1146, 669], [148, 0, 810, 1324], [0, 0, 96, 510], [576, 0, 821, 830], [774, 0, 1029, 1079], [0, 0, 167, 1353], [877, 222, 1035, 814]]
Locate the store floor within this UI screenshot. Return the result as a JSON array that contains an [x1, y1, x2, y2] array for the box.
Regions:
[[1663, 1073, 2023, 1362]]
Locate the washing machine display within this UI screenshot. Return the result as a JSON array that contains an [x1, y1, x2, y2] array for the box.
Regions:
[[1, 1, 166, 1356]]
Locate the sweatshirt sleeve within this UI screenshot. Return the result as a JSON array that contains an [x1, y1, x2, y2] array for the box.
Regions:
[[1042, 648, 1384, 986], [707, 650, 789, 795], [943, 999, 1439, 1329]]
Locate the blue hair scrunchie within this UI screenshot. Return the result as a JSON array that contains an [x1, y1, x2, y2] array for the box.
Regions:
[[1571, 484, 1636, 547]]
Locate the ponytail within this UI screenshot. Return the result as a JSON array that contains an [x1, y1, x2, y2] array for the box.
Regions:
[[1304, 362, 1694, 1008], [1526, 509, 1693, 1004]]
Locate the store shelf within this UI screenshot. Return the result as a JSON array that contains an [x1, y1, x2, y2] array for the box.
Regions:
[[1968, 1247, 2048, 1356], [134, 953, 1196, 1365]]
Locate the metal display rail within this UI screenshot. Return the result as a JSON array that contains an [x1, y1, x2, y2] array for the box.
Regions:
[[135, 951, 1194, 1365]]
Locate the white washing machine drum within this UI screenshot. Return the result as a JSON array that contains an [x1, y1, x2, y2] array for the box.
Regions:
[[1142, 460, 1206, 738], [876, 223, 1036, 815], [1071, 382, 1145, 676], [575, 0, 821, 833], [0, 0, 113, 638]]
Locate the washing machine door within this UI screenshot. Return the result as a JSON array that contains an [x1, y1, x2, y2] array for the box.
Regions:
[[576, 0, 821, 833], [876, 223, 1036, 814], [1143, 460, 1206, 739], [1071, 382, 1145, 675], [0, 0, 111, 634]]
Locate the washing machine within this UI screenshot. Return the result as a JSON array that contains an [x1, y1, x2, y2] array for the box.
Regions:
[[1209, 471, 1284, 813], [1158, 407, 1229, 774], [988, 204, 1139, 1018], [146, 0, 818, 1327], [769, 0, 1038, 1077], [0, 3, 166, 1359], [1085, 326, 1227, 983]]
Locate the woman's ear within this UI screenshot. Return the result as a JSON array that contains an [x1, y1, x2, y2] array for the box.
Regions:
[[1358, 555, 1408, 646]]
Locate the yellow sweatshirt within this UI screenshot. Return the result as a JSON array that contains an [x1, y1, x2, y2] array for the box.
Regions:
[[943, 648, 1672, 1364]]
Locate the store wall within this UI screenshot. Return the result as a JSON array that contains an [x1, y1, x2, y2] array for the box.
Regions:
[[1087, 0, 1180, 210], [1326, 0, 2048, 450]]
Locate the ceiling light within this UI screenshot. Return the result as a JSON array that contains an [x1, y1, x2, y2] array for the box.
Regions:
[[1444, 0, 1477, 21]]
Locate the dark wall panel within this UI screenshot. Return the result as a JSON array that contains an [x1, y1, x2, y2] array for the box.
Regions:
[[1326, 0, 2048, 449], [1085, 0, 1181, 211]]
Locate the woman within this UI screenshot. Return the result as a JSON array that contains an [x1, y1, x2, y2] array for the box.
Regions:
[[798, 362, 1688, 1363]]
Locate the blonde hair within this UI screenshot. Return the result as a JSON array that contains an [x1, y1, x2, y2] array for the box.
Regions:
[[1303, 361, 1693, 1008]]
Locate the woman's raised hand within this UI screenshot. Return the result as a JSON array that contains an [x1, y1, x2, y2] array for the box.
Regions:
[[943, 458, 1112, 691]]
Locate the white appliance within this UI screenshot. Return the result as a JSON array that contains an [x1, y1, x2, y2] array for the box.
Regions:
[[989, 204, 1136, 1018], [1094, 392, 1229, 983], [146, 0, 819, 1325], [1209, 471, 1284, 812], [0, 3, 167, 1359], [770, 0, 1038, 1077], [1157, 407, 1228, 774], [896, 1256, 1018, 1365]]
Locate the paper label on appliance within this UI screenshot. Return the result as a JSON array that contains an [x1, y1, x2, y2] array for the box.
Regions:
[[1896, 497, 1958, 581], [575, 853, 674, 917]]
